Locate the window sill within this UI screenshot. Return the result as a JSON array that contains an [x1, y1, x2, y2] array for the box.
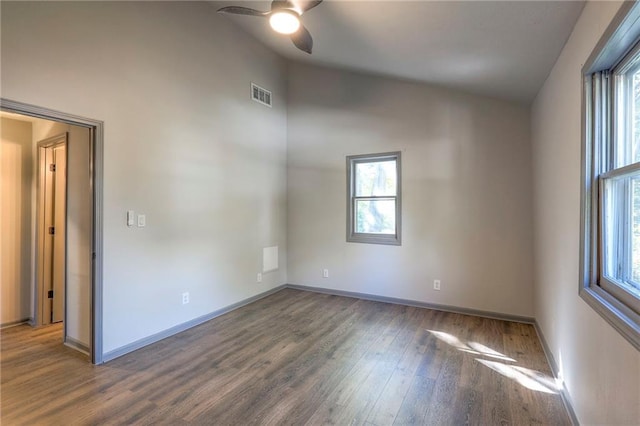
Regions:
[[579, 285, 640, 350], [347, 234, 401, 246]]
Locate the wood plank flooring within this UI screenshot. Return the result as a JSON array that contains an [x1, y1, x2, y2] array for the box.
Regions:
[[1, 289, 570, 425]]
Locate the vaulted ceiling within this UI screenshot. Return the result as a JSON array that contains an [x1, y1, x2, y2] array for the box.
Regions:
[[212, 0, 585, 103]]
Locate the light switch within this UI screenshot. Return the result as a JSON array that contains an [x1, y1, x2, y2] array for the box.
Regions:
[[137, 214, 146, 227], [127, 210, 135, 227]]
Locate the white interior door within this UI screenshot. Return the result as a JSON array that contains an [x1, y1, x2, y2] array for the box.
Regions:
[[39, 137, 67, 325], [41, 146, 54, 325]]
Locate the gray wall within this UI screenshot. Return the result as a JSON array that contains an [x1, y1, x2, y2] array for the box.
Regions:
[[1, 117, 33, 325], [531, 1, 640, 424], [287, 63, 535, 317], [1, 1, 289, 354]]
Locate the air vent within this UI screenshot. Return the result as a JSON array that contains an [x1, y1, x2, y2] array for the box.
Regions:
[[251, 83, 272, 107]]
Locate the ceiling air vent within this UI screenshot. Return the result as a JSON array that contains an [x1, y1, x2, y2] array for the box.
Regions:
[[251, 83, 272, 107]]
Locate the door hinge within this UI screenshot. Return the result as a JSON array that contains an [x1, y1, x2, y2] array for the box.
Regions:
[[48, 290, 54, 299], [49, 164, 56, 172], [49, 227, 55, 235]]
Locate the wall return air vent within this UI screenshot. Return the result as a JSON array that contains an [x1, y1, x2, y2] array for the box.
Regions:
[[251, 83, 272, 107]]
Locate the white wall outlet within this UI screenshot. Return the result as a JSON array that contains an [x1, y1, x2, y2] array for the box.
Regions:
[[127, 210, 135, 227], [433, 279, 441, 291], [257, 273, 262, 283], [323, 269, 329, 278], [182, 292, 189, 304], [137, 214, 146, 227]]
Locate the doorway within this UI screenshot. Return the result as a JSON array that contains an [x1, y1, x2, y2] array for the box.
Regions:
[[0, 98, 104, 364]]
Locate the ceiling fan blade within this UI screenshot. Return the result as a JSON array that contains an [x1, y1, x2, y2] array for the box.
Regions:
[[291, 25, 313, 54], [298, 0, 323, 12], [271, 0, 295, 11], [217, 6, 268, 17]]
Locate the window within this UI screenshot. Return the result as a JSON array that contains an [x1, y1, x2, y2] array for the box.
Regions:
[[347, 152, 401, 245], [581, 2, 640, 350]]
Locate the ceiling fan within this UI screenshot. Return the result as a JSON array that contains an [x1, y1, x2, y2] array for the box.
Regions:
[[217, 0, 323, 54]]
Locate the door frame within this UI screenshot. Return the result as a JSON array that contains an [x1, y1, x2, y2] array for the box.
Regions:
[[1, 98, 104, 364], [36, 134, 68, 329]]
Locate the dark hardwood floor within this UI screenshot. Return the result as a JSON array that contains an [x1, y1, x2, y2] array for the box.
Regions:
[[1, 289, 570, 425]]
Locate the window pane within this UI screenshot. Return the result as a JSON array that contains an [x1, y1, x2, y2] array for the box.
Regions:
[[355, 160, 396, 196], [602, 173, 640, 298], [355, 199, 395, 234], [631, 176, 640, 289], [633, 72, 640, 164], [615, 68, 640, 167]]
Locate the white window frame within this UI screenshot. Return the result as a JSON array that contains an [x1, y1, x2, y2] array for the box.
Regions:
[[581, 2, 640, 350], [346, 152, 401, 246]]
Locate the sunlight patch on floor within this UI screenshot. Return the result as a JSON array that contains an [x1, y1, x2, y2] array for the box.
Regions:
[[427, 329, 560, 394], [427, 330, 516, 362], [476, 359, 560, 394]]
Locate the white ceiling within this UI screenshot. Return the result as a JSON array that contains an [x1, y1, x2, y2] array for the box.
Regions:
[[212, 0, 585, 103]]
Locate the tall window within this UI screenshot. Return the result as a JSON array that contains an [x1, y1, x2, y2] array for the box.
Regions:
[[347, 152, 401, 245], [582, 3, 640, 349]]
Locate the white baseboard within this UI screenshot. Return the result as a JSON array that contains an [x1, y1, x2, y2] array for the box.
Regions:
[[102, 284, 287, 363], [0, 318, 31, 329], [65, 335, 90, 355], [285, 284, 535, 323], [533, 321, 580, 426]]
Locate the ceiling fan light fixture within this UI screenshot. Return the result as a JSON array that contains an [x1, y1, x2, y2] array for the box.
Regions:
[[269, 10, 300, 35]]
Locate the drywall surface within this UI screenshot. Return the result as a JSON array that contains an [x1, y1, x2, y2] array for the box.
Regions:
[[531, 1, 639, 424], [1, 1, 288, 354], [65, 125, 91, 348], [287, 63, 534, 317], [1, 117, 33, 325]]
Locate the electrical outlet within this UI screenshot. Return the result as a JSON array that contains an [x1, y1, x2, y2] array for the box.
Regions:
[[182, 292, 189, 304], [257, 273, 262, 283], [323, 269, 329, 278], [433, 280, 441, 291], [137, 214, 146, 227]]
